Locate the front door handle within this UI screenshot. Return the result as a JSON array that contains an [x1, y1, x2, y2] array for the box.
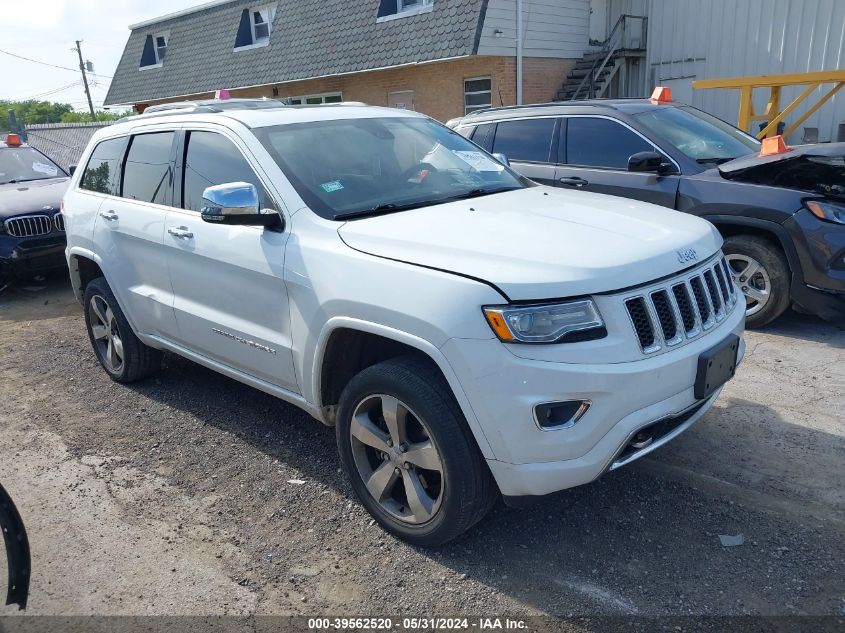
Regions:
[[559, 177, 589, 187], [99, 210, 119, 221], [167, 226, 194, 240]]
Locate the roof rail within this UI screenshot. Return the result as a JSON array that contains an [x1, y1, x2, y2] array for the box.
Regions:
[[464, 101, 607, 117], [142, 98, 288, 114]]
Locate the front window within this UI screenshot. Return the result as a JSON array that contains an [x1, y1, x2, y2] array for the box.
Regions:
[[255, 116, 526, 220], [0, 147, 65, 185], [634, 105, 760, 164]]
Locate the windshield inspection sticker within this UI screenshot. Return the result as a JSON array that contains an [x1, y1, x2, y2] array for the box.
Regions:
[[32, 162, 59, 177], [452, 150, 504, 172], [320, 180, 344, 193]]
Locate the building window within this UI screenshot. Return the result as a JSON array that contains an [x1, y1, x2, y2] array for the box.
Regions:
[[234, 4, 276, 50], [464, 77, 492, 114], [377, 0, 433, 21], [154, 34, 168, 63], [287, 93, 343, 105], [140, 31, 169, 69]]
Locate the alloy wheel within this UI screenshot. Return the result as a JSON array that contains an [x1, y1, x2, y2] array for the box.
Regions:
[[88, 294, 124, 373], [349, 394, 444, 525], [726, 254, 771, 317]]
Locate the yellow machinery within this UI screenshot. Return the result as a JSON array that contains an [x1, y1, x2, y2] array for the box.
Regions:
[[692, 70, 845, 139]]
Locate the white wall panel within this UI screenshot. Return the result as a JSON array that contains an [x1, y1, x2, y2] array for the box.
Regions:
[[646, 0, 845, 143]]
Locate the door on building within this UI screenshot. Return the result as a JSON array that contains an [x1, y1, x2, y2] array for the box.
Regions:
[[590, 0, 609, 43], [388, 91, 416, 111], [554, 116, 680, 207]]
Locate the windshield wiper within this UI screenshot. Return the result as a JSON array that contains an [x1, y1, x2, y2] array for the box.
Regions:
[[696, 157, 736, 165], [0, 178, 44, 185], [334, 201, 430, 220], [334, 186, 522, 221]]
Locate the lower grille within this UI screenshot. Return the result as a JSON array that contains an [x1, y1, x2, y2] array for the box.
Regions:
[[4, 214, 53, 237], [625, 256, 738, 354]]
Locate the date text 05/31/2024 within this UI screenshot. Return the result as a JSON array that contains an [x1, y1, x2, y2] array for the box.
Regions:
[[307, 618, 528, 630]]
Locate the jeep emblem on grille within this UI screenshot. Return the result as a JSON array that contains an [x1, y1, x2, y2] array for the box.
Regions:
[[677, 248, 698, 264]]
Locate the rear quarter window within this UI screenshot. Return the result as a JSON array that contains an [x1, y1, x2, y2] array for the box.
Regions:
[[79, 137, 127, 195]]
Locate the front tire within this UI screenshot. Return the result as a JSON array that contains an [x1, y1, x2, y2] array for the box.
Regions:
[[336, 356, 497, 546], [723, 235, 790, 328], [83, 277, 162, 382]]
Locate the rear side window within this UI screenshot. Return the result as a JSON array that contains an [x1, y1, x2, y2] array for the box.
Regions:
[[80, 137, 127, 195], [470, 123, 495, 152], [565, 117, 654, 169], [492, 118, 555, 163], [182, 131, 273, 212], [121, 132, 174, 204]]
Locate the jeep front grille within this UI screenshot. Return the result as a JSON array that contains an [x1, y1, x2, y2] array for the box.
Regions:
[[625, 257, 738, 354], [4, 214, 53, 237]]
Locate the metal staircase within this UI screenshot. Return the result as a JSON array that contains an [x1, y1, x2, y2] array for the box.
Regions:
[[556, 14, 647, 101]]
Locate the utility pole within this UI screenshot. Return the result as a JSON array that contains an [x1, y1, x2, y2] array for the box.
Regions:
[[74, 40, 96, 121]]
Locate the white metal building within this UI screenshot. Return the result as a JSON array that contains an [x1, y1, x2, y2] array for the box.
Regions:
[[643, 0, 845, 143]]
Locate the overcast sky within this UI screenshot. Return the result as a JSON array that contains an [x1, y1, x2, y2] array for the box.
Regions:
[[0, 0, 204, 111]]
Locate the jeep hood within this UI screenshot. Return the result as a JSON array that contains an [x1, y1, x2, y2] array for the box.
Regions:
[[338, 187, 722, 301], [0, 177, 69, 219], [719, 142, 845, 200]]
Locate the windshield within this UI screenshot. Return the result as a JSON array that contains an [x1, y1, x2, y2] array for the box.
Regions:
[[0, 147, 65, 184], [634, 106, 760, 165], [255, 116, 526, 220]]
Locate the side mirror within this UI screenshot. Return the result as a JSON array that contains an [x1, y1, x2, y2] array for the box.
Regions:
[[68, 165, 77, 176], [492, 152, 510, 167], [200, 182, 281, 229], [627, 151, 664, 173]]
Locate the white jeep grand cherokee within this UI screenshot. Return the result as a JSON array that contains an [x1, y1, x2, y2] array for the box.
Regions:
[[63, 99, 744, 545]]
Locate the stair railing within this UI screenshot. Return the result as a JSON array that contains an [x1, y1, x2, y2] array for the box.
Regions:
[[571, 14, 646, 100]]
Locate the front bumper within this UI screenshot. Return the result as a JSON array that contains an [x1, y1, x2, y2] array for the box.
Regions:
[[442, 301, 745, 497], [0, 234, 67, 280]]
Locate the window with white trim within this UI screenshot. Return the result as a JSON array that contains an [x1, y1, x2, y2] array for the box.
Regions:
[[464, 77, 492, 114], [287, 92, 343, 105], [377, 0, 433, 21], [234, 4, 277, 50], [139, 31, 169, 69], [154, 33, 168, 63]]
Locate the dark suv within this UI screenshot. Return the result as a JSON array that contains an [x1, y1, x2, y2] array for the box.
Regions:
[[448, 99, 845, 328], [0, 135, 69, 286]]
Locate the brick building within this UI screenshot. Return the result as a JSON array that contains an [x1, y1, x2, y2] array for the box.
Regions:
[[104, 0, 607, 121]]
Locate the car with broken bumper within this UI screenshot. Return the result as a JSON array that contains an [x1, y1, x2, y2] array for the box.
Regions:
[[62, 100, 744, 545], [448, 97, 845, 328]]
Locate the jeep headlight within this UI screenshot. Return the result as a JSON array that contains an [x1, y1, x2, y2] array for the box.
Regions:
[[806, 200, 845, 225], [482, 299, 605, 344]]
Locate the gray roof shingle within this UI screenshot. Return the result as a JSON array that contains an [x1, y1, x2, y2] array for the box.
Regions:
[[105, 0, 487, 105]]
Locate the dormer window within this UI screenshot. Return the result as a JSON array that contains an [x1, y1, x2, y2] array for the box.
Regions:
[[377, 0, 433, 22], [140, 31, 168, 69], [234, 4, 276, 50]]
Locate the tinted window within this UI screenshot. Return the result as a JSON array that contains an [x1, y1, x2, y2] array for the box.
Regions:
[[492, 118, 555, 163], [471, 123, 496, 151], [122, 132, 174, 204], [80, 138, 126, 195], [566, 117, 653, 169], [182, 131, 273, 212]]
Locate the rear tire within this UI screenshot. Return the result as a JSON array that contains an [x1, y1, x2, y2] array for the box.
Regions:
[[723, 235, 790, 328], [336, 356, 497, 546], [83, 277, 162, 382]]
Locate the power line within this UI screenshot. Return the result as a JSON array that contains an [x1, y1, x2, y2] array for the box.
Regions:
[[3, 81, 81, 101], [0, 47, 112, 79]]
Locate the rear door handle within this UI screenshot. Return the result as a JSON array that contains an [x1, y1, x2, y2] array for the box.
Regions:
[[559, 177, 589, 187], [167, 226, 194, 240], [99, 210, 118, 221]]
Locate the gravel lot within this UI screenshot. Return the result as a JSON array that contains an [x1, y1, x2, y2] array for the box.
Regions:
[[1, 276, 843, 619]]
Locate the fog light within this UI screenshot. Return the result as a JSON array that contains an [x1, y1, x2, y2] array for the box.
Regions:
[[534, 400, 591, 430]]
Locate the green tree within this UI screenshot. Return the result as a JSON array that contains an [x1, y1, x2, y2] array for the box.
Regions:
[[1, 100, 126, 131]]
